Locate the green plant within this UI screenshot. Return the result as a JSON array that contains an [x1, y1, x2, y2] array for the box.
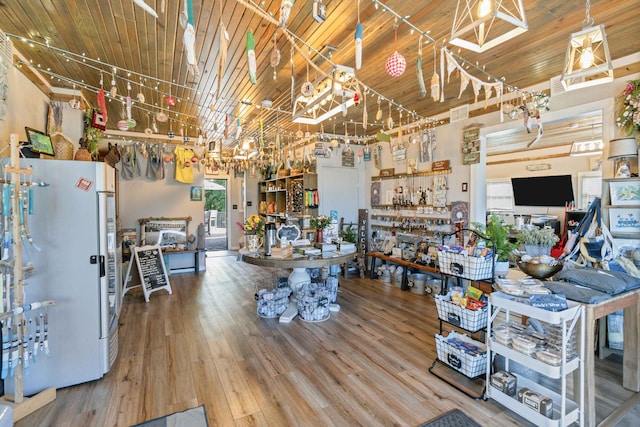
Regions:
[[340, 225, 357, 243], [310, 215, 332, 231], [516, 227, 560, 247], [472, 214, 517, 262], [83, 109, 102, 157]]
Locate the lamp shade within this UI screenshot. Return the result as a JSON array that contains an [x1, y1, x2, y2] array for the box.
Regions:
[[608, 137, 638, 160]]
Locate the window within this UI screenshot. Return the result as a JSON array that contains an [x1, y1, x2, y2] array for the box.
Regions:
[[487, 179, 514, 211]]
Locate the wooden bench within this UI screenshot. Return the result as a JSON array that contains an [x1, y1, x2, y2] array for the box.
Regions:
[[367, 251, 439, 290]]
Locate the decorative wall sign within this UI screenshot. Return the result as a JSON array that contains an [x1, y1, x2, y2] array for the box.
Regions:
[[432, 160, 450, 171], [392, 144, 406, 161], [371, 182, 381, 206], [342, 149, 355, 167], [451, 201, 469, 227], [462, 127, 480, 165], [407, 158, 418, 174], [380, 168, 395, 177]]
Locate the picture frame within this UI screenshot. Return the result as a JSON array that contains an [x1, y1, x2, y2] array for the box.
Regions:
[[380, 168, 395, 177], [609, 208, 640, 233], [25, 127, 55, 156], [609, 181, 640, 206], [190, 186, 203, 201], [139, 217, 191, 247]]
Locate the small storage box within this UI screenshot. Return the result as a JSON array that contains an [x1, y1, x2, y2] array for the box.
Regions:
[[435, 332, 487, 378], [435, 297, 488, 332], [490, 370, 517, 397], [437, 251, 493, 281]]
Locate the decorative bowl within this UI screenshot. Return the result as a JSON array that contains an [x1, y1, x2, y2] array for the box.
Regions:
[[517, 261, 563, 280]]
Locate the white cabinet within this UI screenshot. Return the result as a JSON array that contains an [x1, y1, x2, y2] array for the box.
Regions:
[[485, 292, 584, 427]]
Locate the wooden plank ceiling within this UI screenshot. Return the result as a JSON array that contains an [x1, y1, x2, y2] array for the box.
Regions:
[[1, 0, 639, 155]]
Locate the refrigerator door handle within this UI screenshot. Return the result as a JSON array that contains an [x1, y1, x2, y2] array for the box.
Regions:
[[90, 255, 106, 277]]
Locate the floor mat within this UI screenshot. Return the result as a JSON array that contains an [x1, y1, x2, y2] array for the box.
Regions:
[[131, 405, 208, 427], [418, 408, 482, 427]]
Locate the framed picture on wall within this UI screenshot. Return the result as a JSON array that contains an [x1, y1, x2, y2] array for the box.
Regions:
[[190, 186, 203, 201]]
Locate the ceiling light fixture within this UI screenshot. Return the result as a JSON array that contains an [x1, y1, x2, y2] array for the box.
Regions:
[[561, 0, 613, 91], [449, 0, 528, 53], [292, 65, 358, 125], [569, 139, 603, 157]]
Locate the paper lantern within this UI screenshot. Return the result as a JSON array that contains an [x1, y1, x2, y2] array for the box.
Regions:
[[386, 51, 406, 77]]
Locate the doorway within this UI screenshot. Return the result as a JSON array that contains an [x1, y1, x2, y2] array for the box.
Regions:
[[204, 178, 228, 251]]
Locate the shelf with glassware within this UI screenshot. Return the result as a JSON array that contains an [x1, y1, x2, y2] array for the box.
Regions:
[[258, 173, 318, 222], [485, 292, 584, 427], [428, 229, 494, 399]]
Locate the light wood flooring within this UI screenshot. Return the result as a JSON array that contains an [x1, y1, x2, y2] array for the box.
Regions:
[[14, 253, 640, 426]]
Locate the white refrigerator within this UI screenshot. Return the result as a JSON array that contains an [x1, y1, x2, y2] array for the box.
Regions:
[[6, 159, 119, 395]]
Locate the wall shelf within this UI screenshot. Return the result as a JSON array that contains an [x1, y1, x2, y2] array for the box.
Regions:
[[371, 168, 452, 181]]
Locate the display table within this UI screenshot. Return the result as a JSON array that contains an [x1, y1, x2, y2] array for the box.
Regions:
[[241, 251, 356, 323], [580, 288, 640, 427], [506, 268, 640, 426]]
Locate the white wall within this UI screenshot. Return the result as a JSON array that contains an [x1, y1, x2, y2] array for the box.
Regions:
[[0, 65, 49, 149]]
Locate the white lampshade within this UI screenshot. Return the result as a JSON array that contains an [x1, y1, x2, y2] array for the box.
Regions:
[[607, 137, 638, 160]]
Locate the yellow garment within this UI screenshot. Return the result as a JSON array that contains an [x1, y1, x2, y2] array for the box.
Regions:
[[174, 146, 195, 184]]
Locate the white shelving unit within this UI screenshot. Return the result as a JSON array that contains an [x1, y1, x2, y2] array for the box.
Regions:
[[485, 292, 584, 427]]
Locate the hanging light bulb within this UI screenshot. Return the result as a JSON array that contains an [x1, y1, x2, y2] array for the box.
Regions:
[[579, 36, 594, 69]]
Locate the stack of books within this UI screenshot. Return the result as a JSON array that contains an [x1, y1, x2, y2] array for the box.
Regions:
[[270, 245, 293, 259]]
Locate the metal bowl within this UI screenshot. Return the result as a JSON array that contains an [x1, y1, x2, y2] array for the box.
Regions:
[[517, 261, 563, 280]]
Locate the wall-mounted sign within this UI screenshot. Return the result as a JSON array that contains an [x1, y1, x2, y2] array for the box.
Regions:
[[432, 160, 450, 171]]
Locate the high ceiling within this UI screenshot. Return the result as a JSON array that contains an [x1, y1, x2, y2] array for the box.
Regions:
[[1, 0, 639, 152]]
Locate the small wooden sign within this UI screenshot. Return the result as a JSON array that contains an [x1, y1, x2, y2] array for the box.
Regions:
[[380, 168, 395, 177], [432, 160, 450, 171], [342, 149, 355, 167]]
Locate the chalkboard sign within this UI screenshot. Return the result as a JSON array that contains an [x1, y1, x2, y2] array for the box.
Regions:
[[277, 225, 301, 242], [133, 245, 172, 302]]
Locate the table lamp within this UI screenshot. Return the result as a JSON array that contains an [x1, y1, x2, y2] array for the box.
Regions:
[[608, 137, 638, 178]]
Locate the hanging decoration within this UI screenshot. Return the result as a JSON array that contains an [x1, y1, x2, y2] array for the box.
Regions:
[[132, 0, 158, 18], [136, 79, 145, 103], [290, 44, 295, 109], [125, 81, 136, 128], [362, 91, 368, 129], [279, 0, 294, 28], [179, 0, 199, 77], [270, 32, 281, 80], [312, 0, 326, 23], [110, 70, 117, 98], [416, 36, 426, 97], [430, 45, 440, 102], [442, 48, 503, 118], [97, 73, 108, 124], [376, 97, 382, 121], [246, 31, 257, 84], [216, 16, 229, 98], [301, 50, 313, 97], [385, 19, 406, 77], [354, 0, 363, 70]]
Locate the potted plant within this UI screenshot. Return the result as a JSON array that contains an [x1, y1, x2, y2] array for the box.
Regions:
[[238, 214, 265, 252], [472, 214, 517, 277], [310, 215, 332, 243], [516, 227, 560, 257]]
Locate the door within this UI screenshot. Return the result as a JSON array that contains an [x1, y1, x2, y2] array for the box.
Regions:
[[204, 178, 228, 251]]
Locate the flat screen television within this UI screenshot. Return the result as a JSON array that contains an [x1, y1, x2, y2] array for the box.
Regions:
[[25, 127, 55, 156], [511, 175, 574, 207]]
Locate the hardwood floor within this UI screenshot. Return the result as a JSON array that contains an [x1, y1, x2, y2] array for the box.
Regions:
[[14, 253, 640, 426]]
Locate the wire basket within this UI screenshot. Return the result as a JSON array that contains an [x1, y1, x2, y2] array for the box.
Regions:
[[435, 297, 488, 333], [435, 332, 487, 378], [297, 277, 339, 322], [255, 274, 292, 318], [437, 250, 493, 281]]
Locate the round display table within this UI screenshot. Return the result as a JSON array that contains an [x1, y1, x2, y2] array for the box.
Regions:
[[241, 251, 356, 322]]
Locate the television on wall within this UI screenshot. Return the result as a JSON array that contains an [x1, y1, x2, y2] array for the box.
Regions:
[[511, 175, 575, 207]]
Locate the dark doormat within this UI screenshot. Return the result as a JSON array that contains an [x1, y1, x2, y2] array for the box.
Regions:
[[418, 408, 482, 427]]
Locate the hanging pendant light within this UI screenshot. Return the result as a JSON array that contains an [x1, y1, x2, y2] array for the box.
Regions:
[[560, 0, 613, 91], [450, 0, 528, 53]]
